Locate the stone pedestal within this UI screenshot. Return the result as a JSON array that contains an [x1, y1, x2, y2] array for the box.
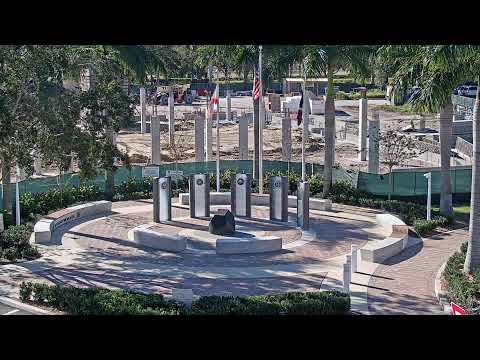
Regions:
[[151, 116, 161, 165], [368, 111, 380, 174], [358, 94, 368, 161], [231, 173, 251, 217], [195, 112, 205, 162], [205, 108, 213, 161], [140, 87, 146, 134], [297, 181, 309, 230], [189, 174, 210, 218], [419, 115, 426, 130], [239, 116, 249, 160], [271, 94, 281, 112], [153, 176, 172, 222], [282, 115, 292, 161], [168, 89, 175, 146], [269, 176, 288, 222]]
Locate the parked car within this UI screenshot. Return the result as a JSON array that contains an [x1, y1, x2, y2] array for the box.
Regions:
[[463, 85, 478, 97]]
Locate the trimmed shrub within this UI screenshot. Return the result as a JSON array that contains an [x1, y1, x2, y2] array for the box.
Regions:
[[413, 217, 449, 236], [113, 177, 153, 201], [20, 185, 102, 220], [190, 291, 350, 315], [19, 283, 350, 315], [0, 224, 39, 262]]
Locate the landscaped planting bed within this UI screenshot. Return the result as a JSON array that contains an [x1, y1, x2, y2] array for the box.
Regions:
[[442, 242, 480, 314], [19, 282, 351, 315]]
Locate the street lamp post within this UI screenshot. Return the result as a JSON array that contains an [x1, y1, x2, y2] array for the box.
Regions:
[[424, 172, 432, 221]]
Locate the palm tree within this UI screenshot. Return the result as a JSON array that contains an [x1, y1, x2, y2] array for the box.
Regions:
[[378, 45, 480, 273], [301, 46, 371, 197], [377, 45, 473, 218]]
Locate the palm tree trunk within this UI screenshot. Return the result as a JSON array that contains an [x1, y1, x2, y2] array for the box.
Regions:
[[439, 101, 454, 217], [464, 79, 480, 274], [322, 63, 335, 197], [1, 157, 13, 215]]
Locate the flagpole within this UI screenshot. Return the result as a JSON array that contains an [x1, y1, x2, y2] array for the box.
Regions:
[[258, 45, 264, 194], [216, 91, 220, 193], [302, 62, 307, 181]]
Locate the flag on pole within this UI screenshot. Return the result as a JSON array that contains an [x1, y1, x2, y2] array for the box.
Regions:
[[209, 84, 219, 113], [253, 70, 260, 101], [297, 90, 303, 126]]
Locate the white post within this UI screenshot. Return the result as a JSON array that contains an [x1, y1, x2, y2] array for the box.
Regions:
[[358, 91, 368, 161], [168, 88, 175, 146], [140, 87, 146, 134], [239, 116, 249, 160], [351, 245, 358, 274], [226, 89, 231, 122], [368, 111, 380, 174], [282, 111, 291, 162], [15, 165, 22, 225], [195, 112, 205, 162], [205, 108, 213, 161], [151, 115, 161, 165], [258, 45, 264, 194], [216, 107, 220, 193], [424, 172, 432, 221]]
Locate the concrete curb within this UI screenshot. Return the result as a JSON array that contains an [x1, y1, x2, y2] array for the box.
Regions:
[[0, 296, 56, 315], [434, 262, 452, 314]]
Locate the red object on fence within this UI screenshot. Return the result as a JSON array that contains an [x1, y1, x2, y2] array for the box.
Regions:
[[451, 302, 465, 315]]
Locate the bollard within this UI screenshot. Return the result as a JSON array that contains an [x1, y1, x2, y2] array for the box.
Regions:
[[153, 177, 160, 222], [269, 176, 288, 222], [158, 176, 172, 222], [0, 213, 3, 233], [351, 245, 358, 274]]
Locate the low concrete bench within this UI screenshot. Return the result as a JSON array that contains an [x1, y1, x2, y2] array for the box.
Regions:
[[360, 214, 410, 263], [33, 201, 112, 244], [130, 225, 186, 253], [216, 236, 282, 254], [178, 192, 332, 211], [179, 192, 231, 206]]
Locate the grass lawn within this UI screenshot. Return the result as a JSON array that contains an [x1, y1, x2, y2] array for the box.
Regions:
[[432, 203, 470, 225]]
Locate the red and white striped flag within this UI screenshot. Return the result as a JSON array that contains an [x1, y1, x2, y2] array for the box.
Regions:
[[253, 70, 260, 101], [209, 84, 219, 116]]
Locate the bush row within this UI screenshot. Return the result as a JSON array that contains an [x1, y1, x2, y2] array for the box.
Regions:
[[20, 185, 103, 221], [0, 224, 40, 262], [19, 282, 351, 315], [413, 217, 449, 236], [335, 90, 386, 100], [443, 242, 480, 313], [16, 173, 447, 238]]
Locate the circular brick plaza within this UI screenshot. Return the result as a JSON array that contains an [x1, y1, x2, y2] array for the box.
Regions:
[[3, 200, 389, 299]]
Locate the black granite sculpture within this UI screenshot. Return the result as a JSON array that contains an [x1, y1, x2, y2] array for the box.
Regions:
[[209, 209, 235, 235]]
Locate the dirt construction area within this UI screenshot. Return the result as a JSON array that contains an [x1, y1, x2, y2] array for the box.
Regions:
[[116, 96, 444, 173]]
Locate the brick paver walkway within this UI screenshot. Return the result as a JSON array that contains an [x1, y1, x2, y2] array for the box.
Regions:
[[367, 228, 468, 315]]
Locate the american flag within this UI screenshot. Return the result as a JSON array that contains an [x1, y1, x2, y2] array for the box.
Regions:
[[253, 70, 260, 101]]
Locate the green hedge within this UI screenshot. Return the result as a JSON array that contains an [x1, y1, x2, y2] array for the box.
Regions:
[[0, 224, 40, 262], [20, 185, 103, 221], [443, 242, 480, 313], [191, 291, 350, 315], [413, 217, 449, 236], [335, 90, 386, 100], [19, 282, 351, 315]]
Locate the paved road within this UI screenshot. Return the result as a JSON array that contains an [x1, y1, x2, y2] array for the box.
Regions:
[[0, 302, 33, 315]]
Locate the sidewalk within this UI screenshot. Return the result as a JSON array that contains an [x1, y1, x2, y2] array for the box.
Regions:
[[366, 228, 468, 315]]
